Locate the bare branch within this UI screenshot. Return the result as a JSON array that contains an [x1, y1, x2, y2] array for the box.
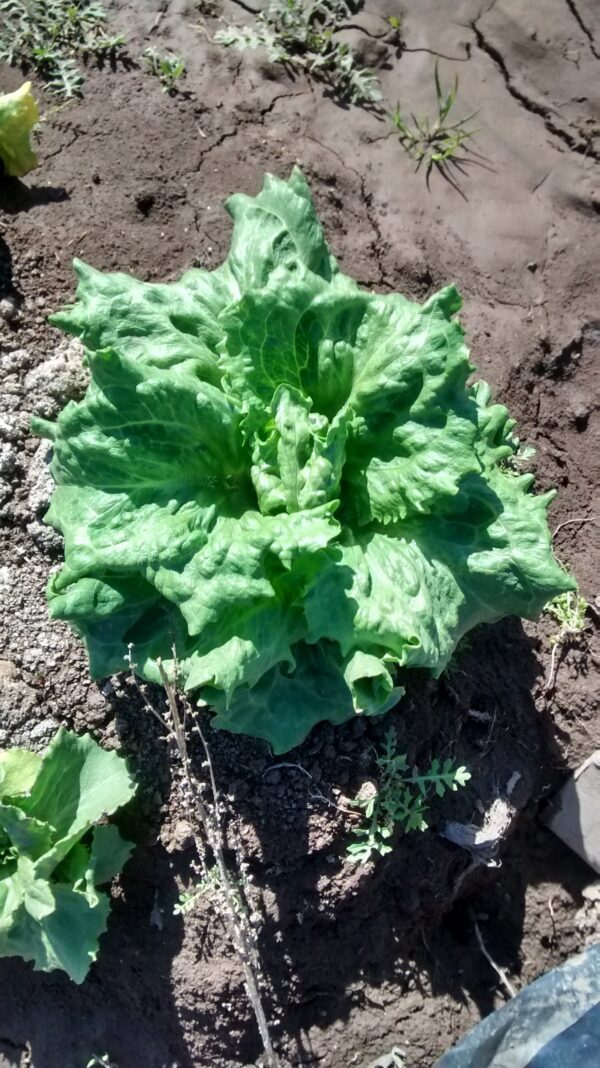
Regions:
[[127, 649, 279, 1067], [472, 915, 516, 998]]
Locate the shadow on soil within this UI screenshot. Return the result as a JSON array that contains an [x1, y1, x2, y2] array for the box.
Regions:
[[0, 705, 197, 1068], [171, 617, 583, 1066], [0, 233, 20, 308], [235, 617, 583, 1066], [0, 178, 69, 215], [0, 619, 585, 1068], [0, 843, 196, 1068]]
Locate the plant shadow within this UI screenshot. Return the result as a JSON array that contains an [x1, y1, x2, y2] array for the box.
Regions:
[[0, 697, 197, 1068], [187, 616, 585, 1065], [7, 616, 584, 1067], [0, 177, 70, 215], [0, 233, 22, 313]]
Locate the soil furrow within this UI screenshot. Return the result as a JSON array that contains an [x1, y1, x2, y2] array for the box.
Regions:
[[563, 0, 600, 59], [471, 18, 600, 161]]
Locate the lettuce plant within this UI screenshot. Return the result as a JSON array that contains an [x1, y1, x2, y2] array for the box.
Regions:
[[0, 81, 39, 177], [33, 168, 574, 752], [0, 728, 135, 982]]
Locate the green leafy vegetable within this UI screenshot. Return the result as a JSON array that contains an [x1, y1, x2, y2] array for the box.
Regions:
[[0, 81, 39, 178], [0, 728, 136, 983], [33, 167, 575, 753]]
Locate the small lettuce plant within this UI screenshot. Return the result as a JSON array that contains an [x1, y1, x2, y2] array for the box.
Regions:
[[33, 168, 574, 752], [0, 728, 135, 982], [0, 81, 39, 177]]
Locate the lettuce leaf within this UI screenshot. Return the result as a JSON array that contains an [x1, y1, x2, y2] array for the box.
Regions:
[[34, 167, 575, 752], [0, 82, 39, 178], [0, 729, 135, 982]]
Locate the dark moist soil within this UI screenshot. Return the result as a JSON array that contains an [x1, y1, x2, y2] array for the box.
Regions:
[[1, 1, 599, 1065]]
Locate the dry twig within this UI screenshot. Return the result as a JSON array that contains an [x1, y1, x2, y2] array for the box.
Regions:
[[552, 515, 600, 539], [126, 646, 279, 1068], [472, 915, 516, 999]]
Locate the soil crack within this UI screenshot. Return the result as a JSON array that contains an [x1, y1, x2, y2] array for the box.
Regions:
[[304, 135, 387, 285], [194, 89, 308, 170], [228, 0, 261, 14], [259, 89, 309, 119], [198, 125, 240, 161], [301, 137, 384, 286], [471, 16, 600, 161], [43, 126, 83, 161], [563, 0, 600, 59]]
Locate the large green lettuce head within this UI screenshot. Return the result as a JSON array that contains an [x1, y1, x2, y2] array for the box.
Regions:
[[33, 168, 574, 752], [0, 82, 39, 178]]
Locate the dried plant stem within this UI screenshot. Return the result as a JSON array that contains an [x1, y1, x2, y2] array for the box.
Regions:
[[127, 647, 279, 1068], [552, 515, 599, 539], [545, 640, 562, 694], [472, 916, 516, 998]]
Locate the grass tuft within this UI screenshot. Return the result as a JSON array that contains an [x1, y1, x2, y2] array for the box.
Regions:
[[389, 62, 487, 195]]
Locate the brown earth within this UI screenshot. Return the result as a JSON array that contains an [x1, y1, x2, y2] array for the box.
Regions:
[[0, 0, 599, 1065]]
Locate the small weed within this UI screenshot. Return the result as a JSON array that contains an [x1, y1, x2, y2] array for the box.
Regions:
[[142, 47, 187, 93], [544, 590, 588, 692], [0, 0, 126, 98], [502, 441, 536, 473], [174, 866, 220, 915], [546, 591, 588, 643], [384, 13, 403, 46], [389, 62, 483, 194], [347, 727, 471, 863], [214, 0, 382, 106]]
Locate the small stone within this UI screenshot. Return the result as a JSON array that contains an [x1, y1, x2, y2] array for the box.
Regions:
[[227, 779, 249, 802], [570, 399, 590, 430], [29, 718, 57, 741], [526, 261, 538, 272], [0, 659, 18, 680], [0, 296, 18, 322], [173, 820, 194, 849]]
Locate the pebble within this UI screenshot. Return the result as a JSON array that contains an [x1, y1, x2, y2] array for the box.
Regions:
[[173, 819, 194, 849], [227, 778, 250, 801], [28, 718, 58, 741], [0, 296, 18, 322]]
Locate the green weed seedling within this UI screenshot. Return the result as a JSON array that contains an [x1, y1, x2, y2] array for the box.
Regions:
[[546, 591, 588, 643], [389, 62, 484, 195], [214, 0, 382, 106], [0, 0, 126, 98], [174, 866, 220, 915], [545, 590, 588, 691], [347, 728, 471, 863], [142, 47, 187, 93]]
